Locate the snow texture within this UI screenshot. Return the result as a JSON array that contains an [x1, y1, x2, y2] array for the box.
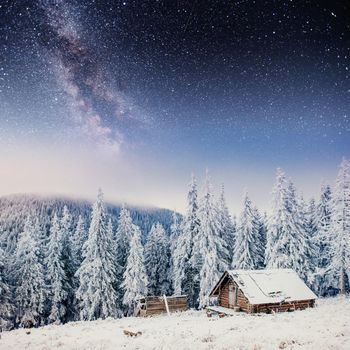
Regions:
[[1, 297, 349, 350]]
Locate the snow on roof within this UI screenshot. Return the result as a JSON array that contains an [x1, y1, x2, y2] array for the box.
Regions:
[[217, 269, 317, 305]]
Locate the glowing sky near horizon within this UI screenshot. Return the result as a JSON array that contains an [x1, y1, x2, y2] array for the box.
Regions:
[[0, 0, 349, 213]]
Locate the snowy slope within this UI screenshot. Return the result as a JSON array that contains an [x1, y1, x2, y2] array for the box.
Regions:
[[2, 297, 349, 350]]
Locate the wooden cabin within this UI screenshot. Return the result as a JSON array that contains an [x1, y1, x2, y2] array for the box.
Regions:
[[209, 269, 317, 314], [135, 295, 187, 316]]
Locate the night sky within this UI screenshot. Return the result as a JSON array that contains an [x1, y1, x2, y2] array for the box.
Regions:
[[0, 0, 349, 212]]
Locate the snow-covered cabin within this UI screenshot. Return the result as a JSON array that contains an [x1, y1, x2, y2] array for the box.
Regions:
[[209, 269, 317, 314]]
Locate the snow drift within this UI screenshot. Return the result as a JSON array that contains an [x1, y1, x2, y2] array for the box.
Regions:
[[1, 297, 349, 350]]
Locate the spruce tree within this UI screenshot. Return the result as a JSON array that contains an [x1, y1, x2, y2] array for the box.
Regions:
[[76, 189, 119, 320], [306, 198, 318, 239], [122, 225, 148, 315], [194, 170, 227, 308], [46, 213, 70, 324], [172, 173, 200, 307], [170, 211, 181, 251], [144, 223, 171, 295], [303, 198, 319, 291], [60, 206, 76, 319], [71, 215, 86, 267], [115, 205, 133, 305], [255, 209, 267, 268], [197, 234, 219, 309], [169, 211, 181, 294], [266, 169, 313, 284], [329, 159, 350, 294], [0, 246, 13, 329], [217, 184, 236, 267], [13, 216, 46, 327], [314, 183, 333, 295], [232, 193, 260, 269], [34, 218, 47, 269]]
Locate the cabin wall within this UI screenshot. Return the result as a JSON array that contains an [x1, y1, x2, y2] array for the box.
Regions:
[[237, 289, 250, 312], [218, 278, 230, 308], [218, 278, 249, 311], [252, 299, 315, 314]]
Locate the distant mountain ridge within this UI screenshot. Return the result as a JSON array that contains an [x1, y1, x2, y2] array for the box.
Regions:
[[0, 194, 178, 252]]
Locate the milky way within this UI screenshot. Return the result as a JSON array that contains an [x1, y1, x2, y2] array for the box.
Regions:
[[0, 0, 349, 211]]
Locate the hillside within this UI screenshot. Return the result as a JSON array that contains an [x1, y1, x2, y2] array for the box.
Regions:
[[0, 194, 178, 250], [1, 297, 349, 350]]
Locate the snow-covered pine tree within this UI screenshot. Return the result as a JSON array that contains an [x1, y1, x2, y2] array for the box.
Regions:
[[303, 197, 319, 291], [217, 184, 236, 267], [266, 169, 313, 284], [195, 170, 228, 308], [232, 193, 260, 269], [255, 209, 267, 268], [60, 206, 76, 319], [46, 213, 70, 324], [34, 218, 47, 268], [328, 159, 350, 294], [232, 214, 237, 236], [76, 189, 119, 320], [314, 183, 333, 295], [71, 215, 86, 267], [290, 183, 316, 283], [115, 205, 134, 306], [32, 217, 49, 319], [197, 234, 219, 309], [144, 223, 171, 296], [168, 211, 181, 294], [122, 225, 148, 315], [170, 211, 182, 252], [0, 246, 13, 329], [306, 198, 318, 239], [172, 173, 200, 307], [13, 216, 46, 327], [295, 186, 315, 285], [265, 169, 287, 267]]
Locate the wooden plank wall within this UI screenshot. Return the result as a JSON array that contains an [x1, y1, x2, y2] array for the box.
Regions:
[[218, 278, 249, 311], [253, 299, 315, 313], [140, 296, 188, 316], [236, 289, 249, 312], [218, 278, 230, 308]]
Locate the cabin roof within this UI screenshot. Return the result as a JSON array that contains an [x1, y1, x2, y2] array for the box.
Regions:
[[210, 269, 317, 305]]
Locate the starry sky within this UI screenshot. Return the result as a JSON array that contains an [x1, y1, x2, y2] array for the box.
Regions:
[[0, 0, 349, 213]]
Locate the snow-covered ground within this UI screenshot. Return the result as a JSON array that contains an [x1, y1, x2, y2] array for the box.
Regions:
[[2, 297, 349, 350]]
